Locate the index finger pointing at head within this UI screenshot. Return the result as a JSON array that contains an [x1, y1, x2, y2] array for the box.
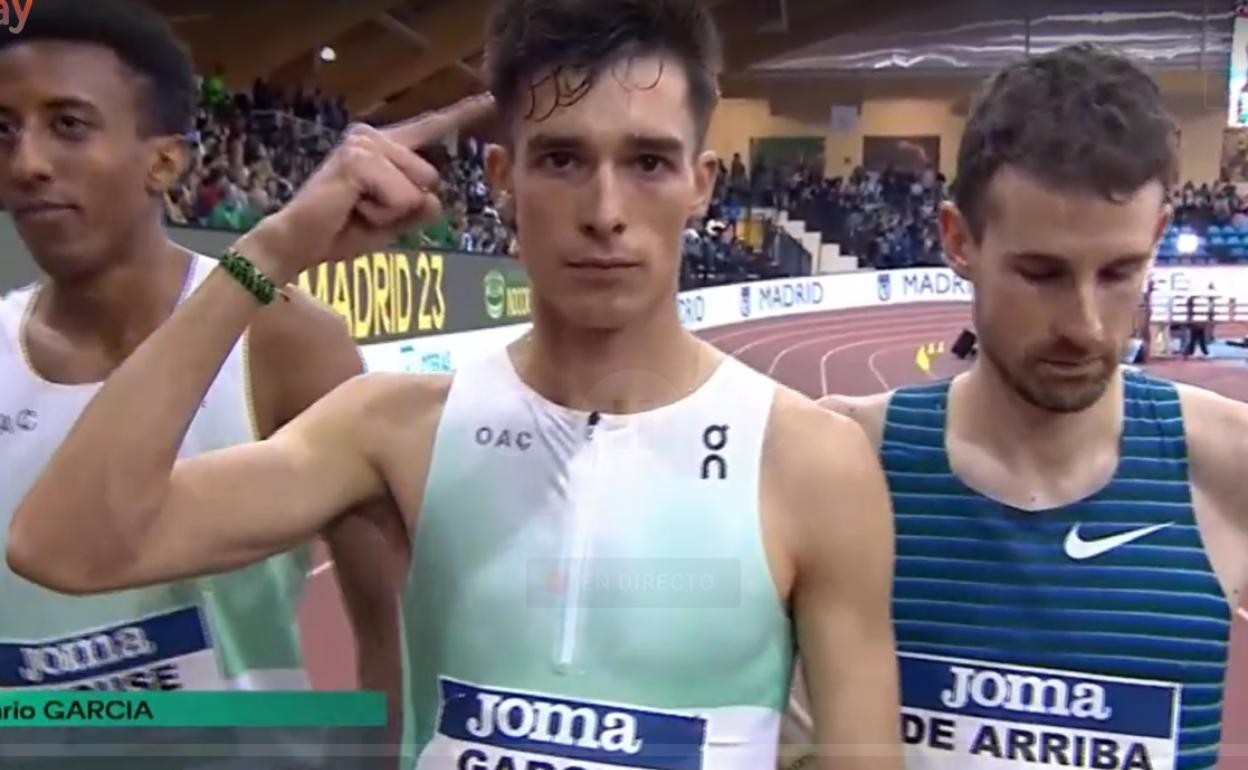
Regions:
[[382, 93, 497, 149]]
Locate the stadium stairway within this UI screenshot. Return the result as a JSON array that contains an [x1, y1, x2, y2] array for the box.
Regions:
[[775, 209, 861, 274]]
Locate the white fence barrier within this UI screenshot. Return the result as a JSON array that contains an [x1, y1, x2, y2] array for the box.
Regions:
[[361, 265, 1248, 375]]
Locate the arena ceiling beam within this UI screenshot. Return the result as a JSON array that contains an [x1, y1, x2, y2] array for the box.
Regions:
[[371, 66, 481, 127], [310, 8, 484, 116], [727, 70, 981, 104], [341, 0, 495, 116], [145, 0, 214, 23], [188, 0, 410, 86], [715, 0, 937, 75], [376, 12, 488, 86], [305, 22, 422, 108]]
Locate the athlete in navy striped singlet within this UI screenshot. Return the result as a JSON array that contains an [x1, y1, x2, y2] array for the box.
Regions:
[[782, 43, 1248, 770], [875, 374, 1229, 770]]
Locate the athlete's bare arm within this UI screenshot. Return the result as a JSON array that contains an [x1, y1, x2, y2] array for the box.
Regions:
[[7, 95, 494, 595], [1176, 384, 1248, 609], [773, 391, 896, 770], [769, 389, 903, 770], [7, 325, 388, 592], [249, 289, 409, 737], [322, 502, 411, 740]]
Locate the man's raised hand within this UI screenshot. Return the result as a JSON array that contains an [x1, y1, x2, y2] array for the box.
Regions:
[[239, 94, 496, 281]]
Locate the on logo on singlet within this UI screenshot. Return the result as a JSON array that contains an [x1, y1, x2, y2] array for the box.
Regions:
[[0, 607, 227, 692], [899, 653, 1180, 770], [416, 677, 708, 770]]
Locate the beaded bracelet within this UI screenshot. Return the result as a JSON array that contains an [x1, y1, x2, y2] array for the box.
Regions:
[[218, 248, 279, 305]]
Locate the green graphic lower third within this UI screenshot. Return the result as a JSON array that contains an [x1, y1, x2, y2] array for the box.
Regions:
[[0, 692, 385, 728]]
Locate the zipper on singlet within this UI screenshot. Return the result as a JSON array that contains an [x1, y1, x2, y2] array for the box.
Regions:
[[555, 411, 602, 670]]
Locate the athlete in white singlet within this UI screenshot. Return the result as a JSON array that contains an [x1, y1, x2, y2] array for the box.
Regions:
[[9, 1, 905, 768], [0, 2, 400, 766]]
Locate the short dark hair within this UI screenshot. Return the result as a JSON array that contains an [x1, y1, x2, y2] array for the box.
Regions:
[[954, 43, 1180, 241], [0, 0, 195, 136], [484, 0, 722, 147]]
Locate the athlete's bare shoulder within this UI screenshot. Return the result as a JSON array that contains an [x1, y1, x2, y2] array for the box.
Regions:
[[1173, 381, 1248, 603], [1174, 380, 1248, 475], [816, 391, 893, 450], [0, 285, 26, 354], [766, 385, 890, 525], [355, 369, 454, 428], [352, 369, 455, 512], [772, 384, 868, 438]]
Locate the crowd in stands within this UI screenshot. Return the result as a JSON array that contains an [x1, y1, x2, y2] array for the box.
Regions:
[[167, 72, 1248, 272], [164, 73, 516, 256], [164, 71, 792, 278], [164, 71, 344, 233], [789, 165, 947, 270], [678, 158, 803, 286], [733, 151, 1248, 267], [1169, 182, 1248, 230], [722, 154, 947, 270], [417, 138, 517, 256], [1158, 182, 1248, 263]]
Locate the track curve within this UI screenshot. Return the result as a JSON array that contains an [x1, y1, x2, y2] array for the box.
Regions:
[[705, 302, 972, 397]]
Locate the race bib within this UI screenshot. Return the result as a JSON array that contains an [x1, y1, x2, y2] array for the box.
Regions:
[[416, 678, 709, 770], [899, 653, 1179, 770], [0, 606, 228, 691]]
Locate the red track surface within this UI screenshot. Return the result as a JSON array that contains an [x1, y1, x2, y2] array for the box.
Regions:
[[298, 301, 1248, 766]]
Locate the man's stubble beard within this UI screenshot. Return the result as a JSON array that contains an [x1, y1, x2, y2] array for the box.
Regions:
[[979, 333, 1119, 415]]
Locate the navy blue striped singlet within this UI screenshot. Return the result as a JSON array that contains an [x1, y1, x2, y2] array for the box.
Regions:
[[882, 371, 1230, 770]]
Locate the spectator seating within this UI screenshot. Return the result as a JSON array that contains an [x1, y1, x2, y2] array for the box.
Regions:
[[171, 72, 1248, 273], [1157, 222, 1248, 264], [168, 73, 799, 279]]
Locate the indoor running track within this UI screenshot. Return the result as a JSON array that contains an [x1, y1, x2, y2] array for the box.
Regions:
[[297, 300, 1248, 766]]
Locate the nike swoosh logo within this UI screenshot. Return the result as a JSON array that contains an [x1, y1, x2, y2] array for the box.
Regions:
[[1064, 522, 1174, 561]]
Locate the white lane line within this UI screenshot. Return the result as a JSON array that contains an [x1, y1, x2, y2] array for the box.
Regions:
[[729, 309, 967, 360], [813, 328, 961, 397]]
